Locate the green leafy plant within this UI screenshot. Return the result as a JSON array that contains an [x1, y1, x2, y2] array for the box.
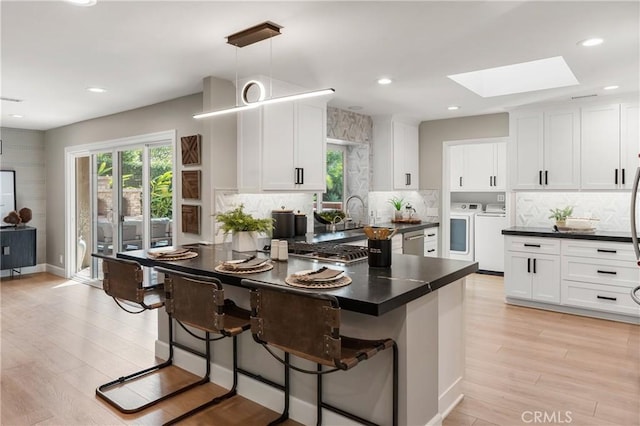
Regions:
[[150, 171, 173, 218], [215, 204, 273, 234], [388, 197, 405, 211], [548, 206, 573, 222], [316, 209, 346, 224]]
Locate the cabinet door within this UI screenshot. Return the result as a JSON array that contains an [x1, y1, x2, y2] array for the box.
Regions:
[[295, 102, 326, 191], [392, 122, 419, 190], [620, 103, 639, 189], [463, 143, 495, 191], [544, 108, 580, 189], [261, 103, 295, 190], [493, 142, 507, 190], [531, 254, 561, 303], [581, 104, 621, 190], [504, 252, 532, 299], [450, 145, 465, 191], [510, 112, 544, 190]]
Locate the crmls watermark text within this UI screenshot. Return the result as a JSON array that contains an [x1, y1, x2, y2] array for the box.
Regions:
[[521, 411, 573, 423]]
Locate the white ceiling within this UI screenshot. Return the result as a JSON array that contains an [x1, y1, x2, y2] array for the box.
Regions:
[[2, 1, 639, 131]]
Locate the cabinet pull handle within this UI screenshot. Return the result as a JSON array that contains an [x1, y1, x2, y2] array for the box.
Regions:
[[427, 249, 436, 253], [524, 243, 541, 248], [533, 258, 537, 273], [597, 295, 617, 301], [494, 175, 497, 187], [300, 168, 304, 185], [615, 168, 619, 185], [597, 270, 617, 275], [459, 176, 463, 187], [622, 168, 626, 185], [545, 170, 548, 185], [527, 258, 531, 273], [597, 248, 617, 254], [489, 176, 493, 187], [427, 233, 436, 237], [294, 168, 304, 185], [406, 173, 411, 186], [539, 170, 542, 185], [294, 168, 299, 184]]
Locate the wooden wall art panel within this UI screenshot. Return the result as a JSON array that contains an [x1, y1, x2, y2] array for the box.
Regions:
[[181, 170, 201, 200], [181, 204, 200, 234], [181, 134, 201, 165]]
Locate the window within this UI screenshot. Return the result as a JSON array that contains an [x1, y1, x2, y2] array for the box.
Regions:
[[316, 144, 346, 211]]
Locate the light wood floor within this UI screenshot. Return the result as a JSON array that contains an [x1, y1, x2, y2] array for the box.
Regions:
[[1, 273, 638, 426]]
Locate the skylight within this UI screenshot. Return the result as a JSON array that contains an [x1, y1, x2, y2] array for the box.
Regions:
[[447, 56, 579, 98]]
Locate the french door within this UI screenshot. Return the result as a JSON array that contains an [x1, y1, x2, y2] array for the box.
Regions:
[[69, 133, 174, 285]]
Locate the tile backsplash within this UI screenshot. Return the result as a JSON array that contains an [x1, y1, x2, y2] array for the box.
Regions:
[[515, 192, 637, 232], [213, 190, 313, 243], [368, 190, 440, 224]]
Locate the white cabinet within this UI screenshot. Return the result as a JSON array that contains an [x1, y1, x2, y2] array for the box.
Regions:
[[504, 236, 640, 319], [504, 237, 561, 303], [392, 234, 403, 254], [580, 103, 640, 189], [424, 227, 438, 257], [238, 82, 327, 192], [510, 108, 580, 190], [372, 117, 419, 190], [450, 142, 506, 191]]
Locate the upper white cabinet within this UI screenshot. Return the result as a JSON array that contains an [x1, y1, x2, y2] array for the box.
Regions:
[[582, 103, 640, 190], [450, 141, 506, 192], [510, 108, 580, 190], [372, 117, 419, 190], [238, 80, 327, 192]]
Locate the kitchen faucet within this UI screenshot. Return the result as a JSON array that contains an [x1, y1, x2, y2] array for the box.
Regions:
[[345, 195, 365, 227]]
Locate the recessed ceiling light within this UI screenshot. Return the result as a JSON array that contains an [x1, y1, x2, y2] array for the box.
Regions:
[[377, 78, 392, 85], [348, 106, 363, 111], [10, 114, 23, 118], [603, 85, 619, 90], [448, 56, 579, 98], [447, 106, 460, 111], [87, 87, 107, 93], [66, 0, 97, 6], [578, 38, 604, 47]]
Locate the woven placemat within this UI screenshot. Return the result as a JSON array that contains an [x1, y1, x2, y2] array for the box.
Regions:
[[285, 274, 352, 289], [148, 251, 198, 261], [214, 262, 274, 275]]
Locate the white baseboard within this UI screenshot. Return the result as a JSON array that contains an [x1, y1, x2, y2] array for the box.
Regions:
[[0, 263, 47, 278], [45, 264, 66, 277], [155, 341, 363, 426], [427, 412, 444, 426], [439, 376, 464, 420]]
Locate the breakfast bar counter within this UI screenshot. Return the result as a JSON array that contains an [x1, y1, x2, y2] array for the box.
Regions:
[[117, 245, 477, 425]]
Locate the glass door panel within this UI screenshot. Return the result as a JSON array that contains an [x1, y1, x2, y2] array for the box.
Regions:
[[119, 148, 144, 253], [149, 145, 173, 248]]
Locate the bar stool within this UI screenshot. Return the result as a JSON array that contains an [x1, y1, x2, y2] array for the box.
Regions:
[[92, 254, 210, 413], [157, 267, 251, 426], [242, 279, 398, 426]]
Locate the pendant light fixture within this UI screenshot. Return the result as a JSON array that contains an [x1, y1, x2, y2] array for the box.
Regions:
[[193, 21, 334, 119]]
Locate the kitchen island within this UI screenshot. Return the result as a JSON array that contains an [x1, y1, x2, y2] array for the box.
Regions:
[[118, 244, 476, 425]]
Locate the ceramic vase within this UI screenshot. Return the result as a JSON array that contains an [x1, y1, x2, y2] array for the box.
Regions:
[[232, 231, 257, 252]]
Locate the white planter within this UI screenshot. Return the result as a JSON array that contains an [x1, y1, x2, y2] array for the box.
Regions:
[[232, 231, 258, 252]]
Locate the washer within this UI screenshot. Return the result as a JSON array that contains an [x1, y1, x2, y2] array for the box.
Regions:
[[450, 202, 482, 261]]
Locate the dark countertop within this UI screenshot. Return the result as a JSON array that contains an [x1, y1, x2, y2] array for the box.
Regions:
[[304, 221, 440, 244], [117, 242, 475, 317], [502, 226, 637, 243]]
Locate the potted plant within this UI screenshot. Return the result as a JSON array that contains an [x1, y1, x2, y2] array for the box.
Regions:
[[388, 197, 405, 221], [548, 206, 573, 227], [215, 204, 273, 252]]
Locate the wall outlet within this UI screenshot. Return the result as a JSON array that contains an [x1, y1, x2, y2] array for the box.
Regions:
[[59, 254, 64, 265], [497, 194, 505, 202]]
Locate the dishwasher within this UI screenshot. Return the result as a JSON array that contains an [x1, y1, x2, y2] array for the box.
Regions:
[[403, 230, 425, 256]]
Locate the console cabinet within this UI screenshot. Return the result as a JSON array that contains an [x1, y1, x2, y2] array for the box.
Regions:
[[1, 226, 36, 271]]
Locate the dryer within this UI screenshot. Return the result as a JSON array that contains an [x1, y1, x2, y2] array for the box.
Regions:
[[450, 202, 482, 261]]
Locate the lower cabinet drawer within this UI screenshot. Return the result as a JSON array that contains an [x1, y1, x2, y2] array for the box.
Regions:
[[562, 256, 639, 288], [561, 280, 640, 317], [424, 241, 437, 257]]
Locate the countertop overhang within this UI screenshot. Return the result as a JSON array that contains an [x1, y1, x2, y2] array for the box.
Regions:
[[118, 242, 475, 317], [502, 226, 637, 243]]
